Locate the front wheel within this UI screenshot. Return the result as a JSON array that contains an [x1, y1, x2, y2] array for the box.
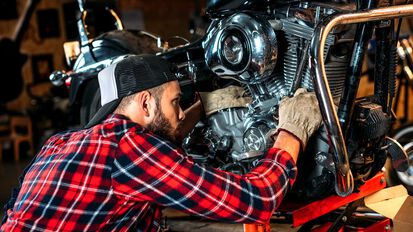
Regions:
[[385, 123, 413, 195]]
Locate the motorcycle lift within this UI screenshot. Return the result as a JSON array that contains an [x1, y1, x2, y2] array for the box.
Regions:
[[244, 172, 393, 232]]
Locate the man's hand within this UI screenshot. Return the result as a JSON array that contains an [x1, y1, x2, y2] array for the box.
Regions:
[[275, 88, 322, 150], [199, 85, 251, 117], [179, 85, 251, 141]]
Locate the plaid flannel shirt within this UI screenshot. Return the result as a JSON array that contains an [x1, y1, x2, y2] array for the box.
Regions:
[[1, 114, 297, 232]]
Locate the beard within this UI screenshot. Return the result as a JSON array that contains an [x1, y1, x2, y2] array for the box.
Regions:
[[147, 109, 181, 143]]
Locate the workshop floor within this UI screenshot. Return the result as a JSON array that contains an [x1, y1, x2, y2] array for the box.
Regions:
[[0, 159, 297, 231]]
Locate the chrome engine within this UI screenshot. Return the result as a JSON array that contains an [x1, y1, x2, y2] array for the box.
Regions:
[[183, 3, 353, 175]]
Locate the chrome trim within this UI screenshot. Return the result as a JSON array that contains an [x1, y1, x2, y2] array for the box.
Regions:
[[385, 137, 409, 172], [204, 13, 277, 83], [77, 0, 85, 12], [310, 4, 413, 197], [108, 8, 124, 30]]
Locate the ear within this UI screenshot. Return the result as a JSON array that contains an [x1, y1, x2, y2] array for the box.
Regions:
[[135, 91, 156, 123], [135, 91, 148, 116]]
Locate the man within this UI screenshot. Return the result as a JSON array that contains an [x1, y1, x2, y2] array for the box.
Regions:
[[1, 54, 321, 231]]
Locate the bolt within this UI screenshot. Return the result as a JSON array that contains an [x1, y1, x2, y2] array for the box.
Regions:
[[385, 224, 390, 231], [380, 177, 385, 185], [342, 216, 347, 222]]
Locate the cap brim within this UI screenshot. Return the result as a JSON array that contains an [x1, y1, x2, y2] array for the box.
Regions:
[[84, 99, 122, 129]]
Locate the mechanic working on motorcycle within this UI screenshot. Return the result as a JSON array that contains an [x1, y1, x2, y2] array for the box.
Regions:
[[1, 54, 322, 231]]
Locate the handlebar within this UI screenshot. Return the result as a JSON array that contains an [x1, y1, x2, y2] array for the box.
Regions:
[[50, 54, 130, 86], [49, 70, 69, 86]]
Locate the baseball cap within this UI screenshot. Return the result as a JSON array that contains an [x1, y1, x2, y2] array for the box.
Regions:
[[84, 54, 178, 128]]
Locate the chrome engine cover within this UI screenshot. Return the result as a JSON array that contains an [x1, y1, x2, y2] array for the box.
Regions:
[[183, 106, 276, 162], [204, 13, 278, 83]]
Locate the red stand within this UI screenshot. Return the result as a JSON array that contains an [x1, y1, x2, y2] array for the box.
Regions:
[[279, 172, 387, 228], [243, 172, 390, 232]]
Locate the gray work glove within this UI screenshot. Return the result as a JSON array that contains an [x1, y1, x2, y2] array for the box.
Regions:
[[275, 88, 323, 150], [199, 85, 252, 117]]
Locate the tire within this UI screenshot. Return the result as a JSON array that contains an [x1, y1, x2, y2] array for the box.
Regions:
[[80, 78, 101, 127], [385, 123, 413, 195]]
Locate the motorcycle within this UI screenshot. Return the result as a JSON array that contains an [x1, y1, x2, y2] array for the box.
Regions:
[[49, 0, 162, 126], [164, 0, 412, 200], [51, 0, 412, 203]]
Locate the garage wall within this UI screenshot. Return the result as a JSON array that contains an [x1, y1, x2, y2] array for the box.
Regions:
[[0, 0, 202, 112], [0, 0, 68, 111]]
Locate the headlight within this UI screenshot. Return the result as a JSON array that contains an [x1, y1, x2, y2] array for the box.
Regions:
[[204, 13, 277, 84]]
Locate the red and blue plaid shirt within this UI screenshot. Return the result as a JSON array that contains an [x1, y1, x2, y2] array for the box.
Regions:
[[1, 114, 296, 231]]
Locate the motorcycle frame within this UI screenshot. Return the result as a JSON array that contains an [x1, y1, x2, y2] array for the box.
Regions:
[[310, 4, 413, 197]]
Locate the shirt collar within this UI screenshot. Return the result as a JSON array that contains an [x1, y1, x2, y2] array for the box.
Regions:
[[103, 113, 131, 123]]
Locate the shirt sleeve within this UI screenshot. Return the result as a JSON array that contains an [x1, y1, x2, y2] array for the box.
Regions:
[[111, 129, 297, 224]]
